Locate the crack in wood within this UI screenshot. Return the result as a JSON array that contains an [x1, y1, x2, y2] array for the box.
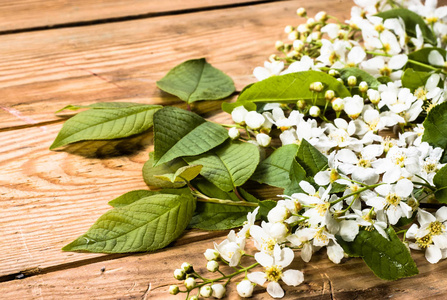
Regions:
[[0, 0, 289, 36]]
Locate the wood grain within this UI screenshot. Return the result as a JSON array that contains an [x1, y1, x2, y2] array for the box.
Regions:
[[2, 236, 447, 299], [0, 0, 271, 33], [0, 0, 351, 130]]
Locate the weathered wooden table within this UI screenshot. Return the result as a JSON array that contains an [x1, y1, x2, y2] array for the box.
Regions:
[[2, 0, 447, 299]]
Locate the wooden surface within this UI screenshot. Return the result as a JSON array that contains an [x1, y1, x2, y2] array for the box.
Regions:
[[1, 0, 447, 299]]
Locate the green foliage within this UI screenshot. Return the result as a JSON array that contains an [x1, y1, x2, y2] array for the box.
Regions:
[[433, 165, 447, 203], [184, 141, 260, 192], [63, 193, 196, 253], [251, 144, 299, 189], [190, 203, 256, 230], [156, 58, 235, 104], [50, 104, 162, 149], [108, 188, 192, 208], [296, 139, 328, 177], [236, 71, 351, 106], [142, 153, 188, 188], [422, 102, 447, 160], [401, 69, 431, 91], [376, 8, 436, 45], [152, 106, 228, 166], [408, 48, 447, 71], [284, 158, 307, 195], [154, 164, 203, 183], [338, 227, 418, 280]]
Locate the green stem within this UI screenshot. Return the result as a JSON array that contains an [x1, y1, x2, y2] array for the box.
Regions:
[[330, 183, 383, 205], [233, 187, 247, 202], [193, 263, 260, 290], [195, 195, 259, 207]]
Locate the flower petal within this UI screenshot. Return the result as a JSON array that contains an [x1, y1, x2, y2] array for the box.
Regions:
[[247, 272, 267, 286], [255, 251, 274, 267], [267, 281, 285, 298], [281, 269, 304, 286], [426, 244, 442, 264]]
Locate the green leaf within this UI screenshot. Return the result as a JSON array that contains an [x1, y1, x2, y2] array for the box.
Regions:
[[190, 202, 256, 230], [56, 102, 147, 113], [422, 102, 447, 150], [190, 179, 261, 230], [63, 193, 196, 253], [377, 76, 392, 84], [153, 106, 228, 166], [156, 58, 235, 104], [284, 159, 307, 195], [154, 164, 203, 183], [296, 139, 328, 177], [408, 47, 447, 71], [401, 68, 431, 91], [142, 153, 188, 188], [339, 67, 381, 93], [108, 188, 191, 208], [184, 141, 260, 192], [433, 165, 447, 203], [338, 227, 418, 280], [236, 71, 351, 106], [251, 144, 299, 189], [50, 105, 162, 149], [376, 8, 436, 45]]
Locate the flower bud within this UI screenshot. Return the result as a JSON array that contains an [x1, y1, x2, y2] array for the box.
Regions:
[[332, 98, 344, 112], [169, 285, 180, 295], [231, 106, 248, 124], [269, 54, 277, 62], [228, 127, 240, 140], [204, 249, 220, 261], [312, 81, 324, 92], [284, 25, 294, 34], [306, 18, 316, 27], [293, 40, 304, 51], [309, 106, 321, 117], [297, 24, 309, 34], [325, 90, 335, 101], [237, 280, 254, 298], [211, 284, 226, 299], [296, 99, 307, 110], [367, 89, 380, 104], [245, 111, 265, 130], [347, 76, 357, 86], [337, 78, 344, 84], [174, 269, 186, 280], [181, 262, 193, 273], [190, 296, 199, 300], [359, 81, 368, 93], [256, 133, 272, 147], [200, 285, 213, 298], [207, 260, 219, 272], [288, 31, 299, 41], [184, 277, 196, 290], [296, 7, 307, 17], [328, 69, 339, 77], [315, 11, 328, 22], [275, 40, 285, 51]]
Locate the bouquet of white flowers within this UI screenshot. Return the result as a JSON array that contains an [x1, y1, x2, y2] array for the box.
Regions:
[[51, 0, 447, 299]]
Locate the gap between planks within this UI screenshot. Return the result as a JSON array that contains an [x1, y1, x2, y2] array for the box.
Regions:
[[0, 0, 288, 36]]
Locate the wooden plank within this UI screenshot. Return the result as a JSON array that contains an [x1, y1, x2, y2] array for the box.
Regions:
[[1, 235, 447, 299], [0, 0, 271, 33], [0, 0, 351, 130]]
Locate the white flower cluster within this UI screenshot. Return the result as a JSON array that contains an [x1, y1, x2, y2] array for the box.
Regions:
[[188, 1, 447, 299]]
